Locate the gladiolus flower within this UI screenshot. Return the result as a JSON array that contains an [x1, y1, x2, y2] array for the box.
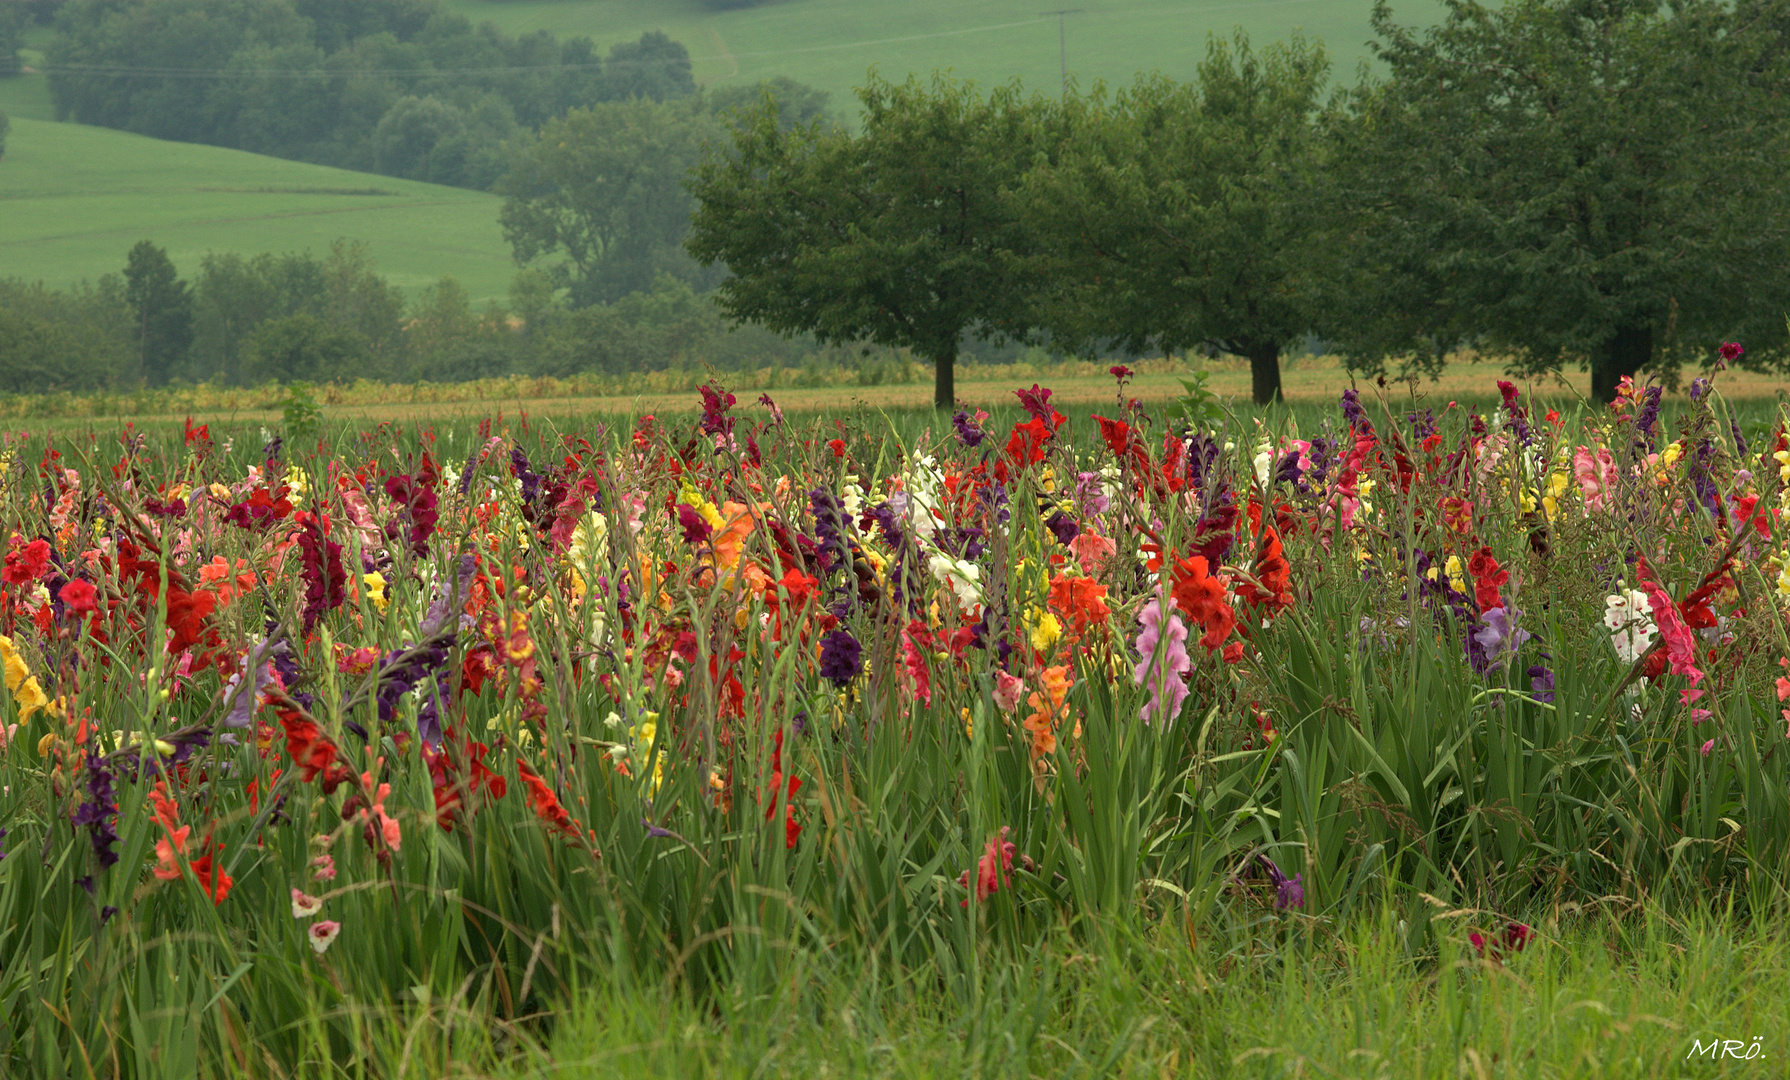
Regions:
[[1168, 554, 1234, 652], [1023, 665, 1073, 759], [1471, 921, 1533, 963], [58, 579, 98, 615], [818, 628, 863, 688], [993, 671, 1024, 712], [958, 826, 1018, 905], [308, 920, 341, 955], [311, 854, 337, 881], [291, 889, 323, 918], [1133, 597, 1191, 726]]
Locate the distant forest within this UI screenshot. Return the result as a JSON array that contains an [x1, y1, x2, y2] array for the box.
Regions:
[[31, 0, 792, 191]]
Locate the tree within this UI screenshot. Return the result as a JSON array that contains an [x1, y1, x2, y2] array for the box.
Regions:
[[687, 74, 1053, 409], [708, 77, 834, 131], [500, 97, 724, 306], [599, 30, 695, 103], [1017, 34, 1330, 404], [242, 313, 365, 384], [0, 2, 25, 78], [122, 241, 194, 385], [1334, 0, 1790, 399]]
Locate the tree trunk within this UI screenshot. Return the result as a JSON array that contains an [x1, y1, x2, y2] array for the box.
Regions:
[[1246, 340, 1282, 405], [1591, 325, 1651, 403], [933, 341, 956, 411]]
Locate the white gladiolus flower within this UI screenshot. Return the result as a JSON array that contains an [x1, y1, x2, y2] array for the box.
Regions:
[[1603, 589, 1656, 664]]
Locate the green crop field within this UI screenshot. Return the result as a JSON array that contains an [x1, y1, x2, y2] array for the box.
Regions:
[[0, 117, 516, 306], [441, 0, 1436, 110]]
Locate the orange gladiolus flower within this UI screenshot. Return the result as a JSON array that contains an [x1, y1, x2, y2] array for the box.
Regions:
[[1169, 554, 1235, 652], [1022, 665, 1074, 760], [1047, 575, 1110, 642]]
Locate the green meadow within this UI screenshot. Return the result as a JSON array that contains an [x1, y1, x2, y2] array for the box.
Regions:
[[440, 0, 1436, 109], [0, 116, 516, 306]]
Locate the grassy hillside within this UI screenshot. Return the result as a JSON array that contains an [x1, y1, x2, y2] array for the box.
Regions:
[[0, 117, 515, 306], [442, 0, 1435, 110]]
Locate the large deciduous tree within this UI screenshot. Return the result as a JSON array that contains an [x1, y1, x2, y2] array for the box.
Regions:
[[687, 75, 1051, 410], [1018, 33, 1331, 405], [499, 97, 724, 307], [1333, 0, 1790, 399]]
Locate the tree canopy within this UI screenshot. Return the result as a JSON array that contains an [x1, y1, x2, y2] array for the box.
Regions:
[[1018, 33, 1331, 404], [1332, 0, 1790, 398], [687, 74, 1055, 410], [123, 240, 194, 386], [500, 97, 725, 307]]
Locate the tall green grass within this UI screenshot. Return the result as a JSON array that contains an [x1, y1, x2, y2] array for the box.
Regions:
[[1, 384, 1785, 1076]]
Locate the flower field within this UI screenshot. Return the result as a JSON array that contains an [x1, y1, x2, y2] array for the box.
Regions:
[[2, 369, 1789, 1076]]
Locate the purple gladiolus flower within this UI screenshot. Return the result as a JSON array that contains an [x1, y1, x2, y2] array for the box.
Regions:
[[1470, 605, 1531, 671], [1043, 511, 1079, 546], [1340, 389, 1367, 431], [952, 409, 986, 448], [223, 637, 284, 729], [1015, 384, 1054, 423], [71, 753, 120, 870], [676, 504, 712, 545], [1259, 854, 1305, 910], [818, 629, 863, 687], [1636, 386, 1663, 444], [1527, 663, 1556, 704]]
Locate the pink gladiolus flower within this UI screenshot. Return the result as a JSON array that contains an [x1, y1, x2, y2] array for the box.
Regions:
[[1634, 557, 1703, 687], [1701, 739, 1715, 757], [308, 920, 341, 955], [993, 671, 1024, 713], [1133, 597, 1191, 725], [311, 854, 337, 881], [1573, 447, 1618, 512], [1069, 531, 1116, 576], [291, 889, 323, 918]]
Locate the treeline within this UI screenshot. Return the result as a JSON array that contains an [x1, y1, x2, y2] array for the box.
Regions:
[[37, 0, 735, 191], [0, 240, 931, 395], [680, 1, 1790, 406]]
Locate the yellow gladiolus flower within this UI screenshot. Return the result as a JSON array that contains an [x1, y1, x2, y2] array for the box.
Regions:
[[362, 572, 389, 612]]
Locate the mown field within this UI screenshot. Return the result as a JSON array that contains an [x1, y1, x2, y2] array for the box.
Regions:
[[441, 0, 1437, 110], [0, 116, 516, 305]]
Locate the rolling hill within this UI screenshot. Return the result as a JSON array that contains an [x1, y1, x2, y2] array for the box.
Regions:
[[440, 0, 1435, 109], [0, 117, 516, 306]]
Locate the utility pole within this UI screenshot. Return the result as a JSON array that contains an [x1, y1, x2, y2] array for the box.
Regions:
[[1041, 9, 1081, 95]]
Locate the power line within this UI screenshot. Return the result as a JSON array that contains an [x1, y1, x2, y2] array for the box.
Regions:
[[30, 1, 1344, 83], [1040, 9, 1083, 95]]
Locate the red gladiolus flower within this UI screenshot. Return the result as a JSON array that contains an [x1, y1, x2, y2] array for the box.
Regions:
[[516, 758, 581, 839], [186, 844, 235, 905], [2, 538, 50, 586], [1466, 546, 1509, 614], [1470, 921, 1533, 963], [764, 728, 803, 849], [827, 438, 846, 458], [59, 579, 98, 615], [279, 713, 351, 794], [1235, 530, 1293, 615], [957, 826, 1021, 906]]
